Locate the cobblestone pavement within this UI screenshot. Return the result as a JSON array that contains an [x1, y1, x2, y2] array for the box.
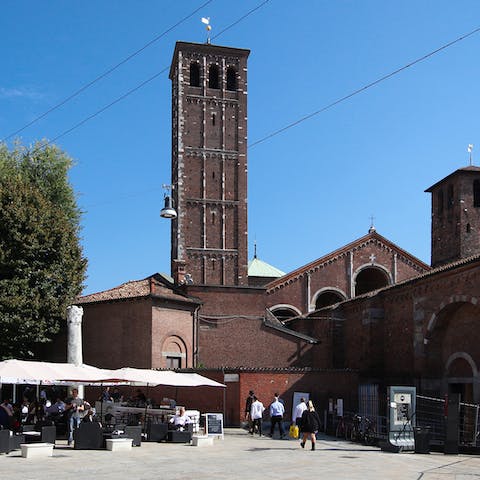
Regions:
[[1, 429, 479, 480]]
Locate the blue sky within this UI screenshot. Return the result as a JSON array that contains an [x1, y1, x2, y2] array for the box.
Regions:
[[2, 1, 480, 295]]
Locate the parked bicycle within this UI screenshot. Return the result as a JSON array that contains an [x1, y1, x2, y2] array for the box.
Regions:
[[335, 414, 353, 440], [350, 414, 377, 445]]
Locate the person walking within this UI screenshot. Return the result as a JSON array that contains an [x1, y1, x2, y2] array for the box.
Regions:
[[300, 400, 322, 450], [65, 388, 85, 446], [245, 390, 255, 434], [293, 397, 307, 426], [269, 394, 285, 438], [250, 396, 265, 436]]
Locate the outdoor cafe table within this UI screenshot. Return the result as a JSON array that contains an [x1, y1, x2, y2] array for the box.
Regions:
[[111, 405, 175, 424]]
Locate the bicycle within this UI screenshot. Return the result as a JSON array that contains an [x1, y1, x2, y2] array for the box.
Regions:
[[335, 414, 353, 440], [350, 414, 377, 445]]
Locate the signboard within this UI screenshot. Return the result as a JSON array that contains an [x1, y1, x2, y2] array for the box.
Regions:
[[205, 413, 224, 438]]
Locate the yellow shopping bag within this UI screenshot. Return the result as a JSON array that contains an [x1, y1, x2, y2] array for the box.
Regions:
[[289, 424, 299, 439]]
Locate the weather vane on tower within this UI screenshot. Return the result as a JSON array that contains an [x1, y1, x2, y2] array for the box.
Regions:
[[468, 143, 474, 166], [201, 17, 212, 44]]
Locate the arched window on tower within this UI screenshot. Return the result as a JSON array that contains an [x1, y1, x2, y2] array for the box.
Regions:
[[226, 67, 236, 91], [190, 62, 200, 87], [474, 179, 480, 207], [208, 64, 219, 89]]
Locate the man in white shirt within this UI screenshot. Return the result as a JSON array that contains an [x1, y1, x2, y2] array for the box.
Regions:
[[169, 407, 192, 431], [269, 395, 285, 438], [293, 397, 308, 426], [250, 396, 265, 436]]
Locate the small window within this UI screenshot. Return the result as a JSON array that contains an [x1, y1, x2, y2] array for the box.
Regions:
[[474, 179, 480, 207], [212, 113, 216, 126], [190, 63, 200, 87], [447, 184, 454, 209], [166, 356, 181, 369], [226, 67, 236, 91], [208, 64, 219, 89], [467, 223, 471, 233], [437, 190, 444, 215]]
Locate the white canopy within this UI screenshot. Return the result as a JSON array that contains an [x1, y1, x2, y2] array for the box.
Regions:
[[0, 360, 225, 388], [110, 367, 225, 388], [0, 359, 115, 385]]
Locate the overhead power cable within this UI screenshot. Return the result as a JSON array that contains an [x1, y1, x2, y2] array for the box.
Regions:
[[28, 0, 271, 156], [249, 24, 480, 148], [1, 0, 215, 143]]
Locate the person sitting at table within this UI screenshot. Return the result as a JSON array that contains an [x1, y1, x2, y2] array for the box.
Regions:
[[169, 407, 192, 431], [0, 398, 13, 429], [99, 386, 113, 402], [81, 401, 96, 422], [111, 387, 123, 403]]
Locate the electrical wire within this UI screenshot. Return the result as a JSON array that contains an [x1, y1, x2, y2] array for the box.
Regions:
[[0, 0, 215, 143], [249, 24, 480, 148], [27, 0, 271, 156]]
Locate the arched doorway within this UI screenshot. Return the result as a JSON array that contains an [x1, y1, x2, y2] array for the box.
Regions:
[[354, 267, 390, 295]]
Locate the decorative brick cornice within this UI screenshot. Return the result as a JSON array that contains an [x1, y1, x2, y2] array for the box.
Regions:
[[186, 198, 239, 207], [184, 147, 238, 159], [187, 249, 238, 258]]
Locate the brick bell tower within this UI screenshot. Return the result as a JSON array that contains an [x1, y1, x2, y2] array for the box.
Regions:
[[169, 41, 250, 286], [426, 165, 480, 267]]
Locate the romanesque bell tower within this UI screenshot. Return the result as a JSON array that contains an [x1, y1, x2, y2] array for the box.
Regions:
[[169, 41, 250, 286], [426, 166, 480, 267]]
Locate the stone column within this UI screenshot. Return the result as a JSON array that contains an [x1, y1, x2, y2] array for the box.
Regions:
[[67, 305, 84, 398]]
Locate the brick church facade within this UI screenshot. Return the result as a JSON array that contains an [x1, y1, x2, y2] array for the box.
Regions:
[[71, 40, 480, 426]]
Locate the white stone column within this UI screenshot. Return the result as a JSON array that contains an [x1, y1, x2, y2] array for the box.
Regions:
[[67, 305, 84, 398]]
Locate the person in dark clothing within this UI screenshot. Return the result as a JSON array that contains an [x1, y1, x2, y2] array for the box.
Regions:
[[244, 390, 254, 433], [300, 400, 321, 450]]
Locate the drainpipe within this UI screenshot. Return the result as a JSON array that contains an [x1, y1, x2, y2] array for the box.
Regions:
[[193, 305, 201, 367]]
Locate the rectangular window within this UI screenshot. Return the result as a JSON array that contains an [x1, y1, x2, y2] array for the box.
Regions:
[[166, 356, 181, 369]]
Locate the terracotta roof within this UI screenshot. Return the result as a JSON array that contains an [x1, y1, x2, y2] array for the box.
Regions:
[[77, 273, 201, 305], [266, 230, 430, 292]]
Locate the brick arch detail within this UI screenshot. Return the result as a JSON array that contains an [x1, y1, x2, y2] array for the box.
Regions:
[[426, 296, 479, 339], [270, 304, 302, 317], [353, 262, 393, 285], [445, 351, 478, 378], [162, 335, 187, 358], [310, 287, 347, 311]]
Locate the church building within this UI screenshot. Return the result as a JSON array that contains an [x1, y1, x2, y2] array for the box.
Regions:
[[71, 40, 480, 426]]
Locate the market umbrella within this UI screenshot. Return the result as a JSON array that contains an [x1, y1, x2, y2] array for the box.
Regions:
[[0, 359, 117, 385], [110, 367, 224, 387]]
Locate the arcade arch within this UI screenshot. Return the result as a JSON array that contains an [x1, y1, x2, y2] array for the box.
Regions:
[[425, 298, 480, 403]]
